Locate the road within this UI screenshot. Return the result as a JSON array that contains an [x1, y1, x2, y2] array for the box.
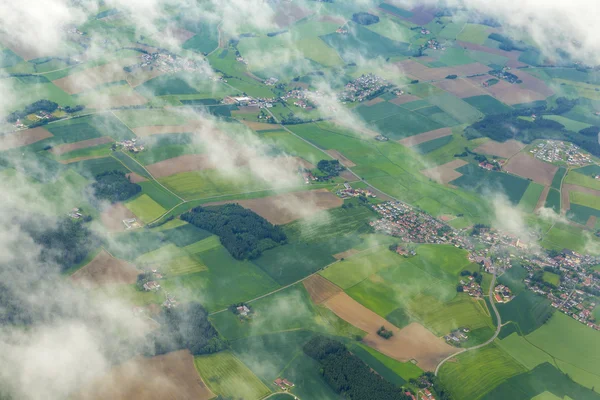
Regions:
[[434, 272, 502, 376]]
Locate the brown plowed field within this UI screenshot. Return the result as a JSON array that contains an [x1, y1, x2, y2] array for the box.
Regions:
[[327, 149, 356, 167], [51, 137, 113, 155], [0, 127, 52, 151], [421, 159, 467, 184], [433, 78, 488, 98], [71, 250, 140, 286], [101, 203, 138, 232], [127, 172, 147, 183], [53, 60, 136, 94], [399, 127, 452, 147], [273, 3, 313, 27], [484, 80, 547, 105], [512, 70, 554, 97], [325, 293, 455, 370], [145, 154, 215, 178], [303, 275, 342, 304], [474, 139, 525, 158], [204, 189, 343, 225], [132, 122, 203, 137], [76, 350, 214, 400], [504, 153, 558, 186], [333, 248, 360, 260], [390, 94, 422, 105]]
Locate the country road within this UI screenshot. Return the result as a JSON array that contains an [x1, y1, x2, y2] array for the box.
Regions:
[[434, 272, 502, 376]]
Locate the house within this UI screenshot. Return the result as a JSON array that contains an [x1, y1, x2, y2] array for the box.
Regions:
[[143, 281, 160, 291], [236, 305, 251, 316]]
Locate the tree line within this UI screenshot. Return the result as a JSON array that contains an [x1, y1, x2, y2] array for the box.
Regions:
[[181, 204, 287, 260], [304, 336, 414, 399]]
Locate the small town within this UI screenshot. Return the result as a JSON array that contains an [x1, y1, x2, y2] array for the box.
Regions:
[[127, 51, 205, 74], [338, 74, 393, 103], [530, 140, 593, 166]]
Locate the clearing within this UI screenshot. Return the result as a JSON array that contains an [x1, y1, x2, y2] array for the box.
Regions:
[[325, 292, 455, 371], [71, 250, 140, 286], [504, 153, 559, 186], [77, 350, 214, 400]]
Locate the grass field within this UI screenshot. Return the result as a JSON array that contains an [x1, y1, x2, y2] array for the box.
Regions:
[[112, 152, 151, 179], [414, 135, 453, 154], [526, 312, 600, 381], [542, 222, 600, 255], [498, 266, 528, 295], [570, 191, 600, 210], [551, 167, 566, 190], [354, 343, 423, 381], [161, 245, 279, 312], [519, 182, 545, 213], [456, 24, 490, 44], [463, 95, 512, 116], [71, 156, 130, 176], [138, 180, 181, 209], [427, 92, 484, 124], [544, 188, 561, 213], [496, 332, 554, 370], [565, 171, 600, 191], [194, 351, 271, 400], [567, 204, 600, 225], [259, 129, 331, 164], [543, 271, 561, 286], [439, 344, 526, 400], [125, 194, 167, 223], [496, 291, 553, 337], [545, 115, 592, 132], [483, 362, 600, 400]]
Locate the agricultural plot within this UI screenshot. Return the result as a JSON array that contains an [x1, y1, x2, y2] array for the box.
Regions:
[[182, 23, 219, 54], [260, 129, 330, 164], [541, 222, 600, 255], [71, 250, 140, 286], [427, 92, 484, 124], [569, 190, 600, 210], [398, 127, 452, 147], [138, 181, 181, 209], [414, 135, 453, 154], [78, 350, 214, 400], [125, 194, 167, 223], [568, 204, 600, 226], [473, 139, 525, 159], [551, 167, 567, 190], [194, 351, 271, 400], [432, 78, 488, 99], [496, 291, 553, 337], [353, 343, 423, 381], [483, 362, 600, 400], [161, 245, 279, 312], [544, 188, 561, 213], [504, 153, 559, 186], [565, 170, 600, 191], [1, 76, 75, 113], [456, 23, 490, 44], [519, 182, 545, 213], [497, 265, 528, 295], [372, 107, 444, 140], [72, 156, 130, 177], [463, 95, 513, 115], [320, 22, 411, 62], [497, 332, 554, 370], [439, 344, 526, 400], [450, 163, 531, 204], [0, 127, 53, 151]]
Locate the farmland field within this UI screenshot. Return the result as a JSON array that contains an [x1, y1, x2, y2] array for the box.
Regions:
[[544, 188, 561, 213], [194, 351, 271, 400], [542, 222, 600, 255], [451, 163, 530, 204], [551, 166, 567, 190], [496, 291, 554, 337], [565, 171, 600, 191], [439, 344, 526, 400], [463, 95, 512, 115], [125, 194, 167, 223], [570, 190, 600, 210], [519, 182, 544, 213]]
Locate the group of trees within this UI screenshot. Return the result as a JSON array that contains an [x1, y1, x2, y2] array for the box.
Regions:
[[352, 12, 380, 25], [304, 336, 414, 399], [409, 372, 453, 400], [91, 171, 142, 203], [317, 159, 345, 177], [488, 33, 528, 52], [5, 100, 58, 123], [181, 204, 287, 260], [151, 302, 226, 356]]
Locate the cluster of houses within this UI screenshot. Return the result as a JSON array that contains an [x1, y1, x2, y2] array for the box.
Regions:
[[116, 138, 145, 153], [460, 276, 483, 298], [223, 95, 275, 109], [530, 140, 593, 166], [273, 378, 295, 391], [370, 201, 466, 246], [338, 74, 392, 103], [494, 284, 514, 303], [143, 281, 161, 291], [163, 293, 177, 309], [444, 327, 470, 345], [550, 289, 599, 330], [134, 52, 203, 73], [264, 77, 279, 86], [478, 160, 501, 171], [236, 55, 248, 65], [336, 183, 376, 199], [236, 304, 251, 317], [423, 38, 442, 50], [68, 207, 84, 219], [489, 67, 520, 84], [300, 169, 318, 184], [281, 89, 313, 109]]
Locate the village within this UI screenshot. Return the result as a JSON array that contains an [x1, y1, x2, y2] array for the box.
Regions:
[[127, 51, 205, 74], [529, 140, 593, 166], [338, 74, 396, 103], [114, 137, 145, 153], [336, 182, 376, 199]]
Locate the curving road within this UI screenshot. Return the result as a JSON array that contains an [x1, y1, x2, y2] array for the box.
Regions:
[[434, 272, 502, 376]]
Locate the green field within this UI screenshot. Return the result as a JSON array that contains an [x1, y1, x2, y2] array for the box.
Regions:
[[71, 156, 130, 176], [545, 115, 592, 132], [138, 181, 181, 209], [125, 194, 166, 223], [464, 95, 513, 116], [497, 332, 554, 370], [439, 344, 526, 400], [414, 135, 454, 154], [544, 188, 561, 213], [456, 24, 490, 45], [543, 271, 561, 286], [519, 182, 544, 213], [496, 291, 554, 337], [570, 191, 600, 210], [567, 203, 600, 225], [427, 92, 484, 124], [354, 343, 423, 381], [55, 142, 113, 161], [497, 265, 528, 295], [551, 167, 567, 190], [259, 129, 331, 164], [565, 171, 600, 191], [194, 351, 271, 400], [112, 152, 152, 179], [161, 245, 279, 312], [542, 222, 600, 255]]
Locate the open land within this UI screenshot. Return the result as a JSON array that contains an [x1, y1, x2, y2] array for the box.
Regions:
[[0, 127, 52, 151], [145, 154, 215, 178], [131, 121, 203, 137], [474, 140, 525, 158], [326, 149, 356, 167], [53, 61, 133, 94], [71, 250, 140, 286], [100, 203, 138, 232], [421, 159, 468, 184], [51, 137, 114, 155], [325, 292, 455, 371], [77, 350, 214, 400], [303, 274, 342, 305], [503, 153, 559, 186], [398, 127, 452, 147]]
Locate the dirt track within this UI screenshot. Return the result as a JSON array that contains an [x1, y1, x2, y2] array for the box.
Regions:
[[325, 292, 455, 371]]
